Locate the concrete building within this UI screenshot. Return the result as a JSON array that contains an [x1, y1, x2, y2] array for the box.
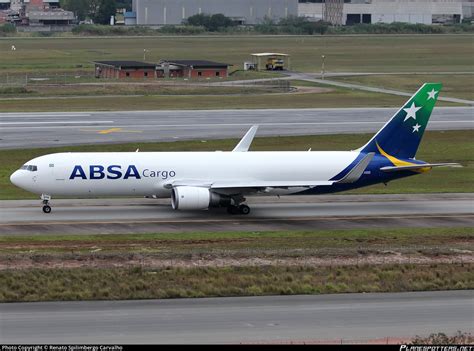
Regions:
[[0, 0, 74, 27], [0, 0, 61, 11], [298, 0, 469, 25], [130, 0, 298, 25]]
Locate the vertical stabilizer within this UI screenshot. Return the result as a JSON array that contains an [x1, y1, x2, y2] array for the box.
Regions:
[[360, 83, 442, 159]]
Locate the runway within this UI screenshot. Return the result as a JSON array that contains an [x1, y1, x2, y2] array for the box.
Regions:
[[1, 106, 472, 149], [1, 194, 472, 235], [0, 290, 472, 343]]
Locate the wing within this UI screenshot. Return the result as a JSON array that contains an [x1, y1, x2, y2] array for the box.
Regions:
[[165, 153, 375, 194], [232, 125, 258, 152]]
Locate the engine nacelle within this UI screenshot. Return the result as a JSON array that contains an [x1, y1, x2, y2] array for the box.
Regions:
[[171, 186, 231, 210]]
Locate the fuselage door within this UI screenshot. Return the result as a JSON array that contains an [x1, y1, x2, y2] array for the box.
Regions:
[[51, 162, 67, 181]]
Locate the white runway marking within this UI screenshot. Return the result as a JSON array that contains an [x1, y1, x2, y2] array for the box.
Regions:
[[0, 121, 114, 125], [0, 114, 92, 118]]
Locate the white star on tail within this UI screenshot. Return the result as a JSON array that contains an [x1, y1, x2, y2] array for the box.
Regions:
[[427, 88, 438, 100], [403, 102, 422, 122], [412, 123, 421, 133]]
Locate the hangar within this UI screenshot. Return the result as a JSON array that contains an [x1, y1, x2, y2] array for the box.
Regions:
[[299, 0, 468, 25], [129, 0, 298, 25]]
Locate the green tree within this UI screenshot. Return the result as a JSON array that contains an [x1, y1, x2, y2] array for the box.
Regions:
[[94, 0, 117, 24], [60, 0, 89, 21], [186, 13, 210, 28], [116, 0, 131, 11], [208, 14, 234, 31], [186, 13, 235, 32]]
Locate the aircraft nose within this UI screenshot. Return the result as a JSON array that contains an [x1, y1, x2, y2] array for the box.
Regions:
[[10, 170, 21, 187], [10, 170, 29, 189]]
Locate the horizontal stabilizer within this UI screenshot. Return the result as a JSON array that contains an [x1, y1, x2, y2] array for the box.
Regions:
[[232, 125, 258, 152], [336, 152, 375, 184], [380, 163, 462, 172]]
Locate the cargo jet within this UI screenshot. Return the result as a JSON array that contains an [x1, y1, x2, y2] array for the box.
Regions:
[[10, 83, 460, 215]]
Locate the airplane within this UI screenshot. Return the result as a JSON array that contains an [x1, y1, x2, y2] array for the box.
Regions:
[[10, 83, 460, 215]]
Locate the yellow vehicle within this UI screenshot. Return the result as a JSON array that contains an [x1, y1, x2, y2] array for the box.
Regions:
[[265, 57, 284, 70]]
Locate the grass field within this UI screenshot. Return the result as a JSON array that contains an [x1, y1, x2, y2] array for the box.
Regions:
[[0, 35, 471, 111], [1, 227, 470, 255], [0, 83, 284, 97], [1, 263, 471, 302], [331, 74, 474, 101], [1, 130, 472, 199], [0, 87, 418, 112], [1, 35, 472, 74], [0, 227, 471, 302]]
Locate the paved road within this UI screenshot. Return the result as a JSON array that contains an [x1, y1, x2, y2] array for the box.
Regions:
[[0, 291, 472, 344], [1, 107, 472, 149], [287, 72, 474, 105], [1, 194, 472, 235]]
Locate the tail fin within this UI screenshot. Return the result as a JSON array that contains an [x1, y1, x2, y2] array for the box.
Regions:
[[360, 83, 442, 159]]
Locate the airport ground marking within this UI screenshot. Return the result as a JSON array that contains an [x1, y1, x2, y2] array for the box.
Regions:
[[79, 128, 143, 134]]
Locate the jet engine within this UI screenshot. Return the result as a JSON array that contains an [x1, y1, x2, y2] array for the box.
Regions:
[[171, 186, 231, 210]]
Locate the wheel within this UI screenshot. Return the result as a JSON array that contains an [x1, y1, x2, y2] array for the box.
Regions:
[[227, 205, 239, 215], [42, 205, 51, 214], [239, 204, 250, 215]]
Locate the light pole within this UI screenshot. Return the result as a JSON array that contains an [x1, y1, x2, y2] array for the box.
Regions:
[[321, 55, 326, 80]]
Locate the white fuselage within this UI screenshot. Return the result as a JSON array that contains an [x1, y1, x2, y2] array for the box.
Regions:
[[11, 151, 358, 197]]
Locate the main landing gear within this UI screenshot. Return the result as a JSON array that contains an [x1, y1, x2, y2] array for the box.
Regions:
[[41, 194, 51, 214], [226, 196, 251, 215]]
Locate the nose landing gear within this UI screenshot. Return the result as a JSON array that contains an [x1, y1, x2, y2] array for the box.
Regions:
[[41, 194, 52, 214]]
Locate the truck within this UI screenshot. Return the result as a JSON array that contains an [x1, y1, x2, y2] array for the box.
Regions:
[[265, 57, 284, 70]]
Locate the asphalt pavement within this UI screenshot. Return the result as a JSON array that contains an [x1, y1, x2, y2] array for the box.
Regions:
[[1, 194, 472, 235], [1, 107, 472, 149], [0, 290, 472, 344]]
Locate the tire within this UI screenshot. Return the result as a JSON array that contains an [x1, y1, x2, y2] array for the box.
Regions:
[[42, 205, 52, 214], [239, 205, 250, 215]]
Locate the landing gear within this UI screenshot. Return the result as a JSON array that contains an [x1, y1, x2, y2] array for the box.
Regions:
[[238, 204, 250, 215], [226, 199, 251, 215], [41, 194, 52, 214]]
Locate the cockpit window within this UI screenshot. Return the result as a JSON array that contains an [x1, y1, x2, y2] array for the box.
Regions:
[[20, 165, 37, 172]]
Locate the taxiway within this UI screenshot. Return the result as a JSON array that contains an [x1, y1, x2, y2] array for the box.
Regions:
[[1, 106, 472, 149], [0, 290, 472, 344]]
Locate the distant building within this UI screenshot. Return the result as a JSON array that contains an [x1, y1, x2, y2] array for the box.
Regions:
[[298, 0, 468, 25], [130, 0, 298, 25], [158, 60, 231, 78], [94, 60, 231, 79], [0, 0, 62, 11], [1, 0, 75, 28], [94, 61, 158, 79], [124, 11, 137, 25]]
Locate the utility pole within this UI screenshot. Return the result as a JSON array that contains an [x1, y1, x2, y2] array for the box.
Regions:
[[321, 55, 326, 80]]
